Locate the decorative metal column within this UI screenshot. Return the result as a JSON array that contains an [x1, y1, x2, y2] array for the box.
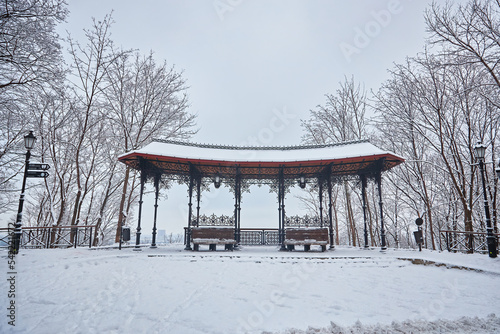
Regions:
[[134, 171, 147, 250], [234, 169, 241, 243], [278, 167, 286, 250], [196, 176, 201, 227], [151, 173, 160, 248], [476, 145, 498, 258], [327, 171, 334, 249], [184, 166, 195, 250], [361, 174, 369, 248], [318, 176, 324, 228], [11, 131, 38, 254], [281, 174, 286, 250], [376, 172, 387, 250]]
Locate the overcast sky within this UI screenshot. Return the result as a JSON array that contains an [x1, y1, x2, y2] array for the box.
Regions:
[[57, 0, 462, 237]]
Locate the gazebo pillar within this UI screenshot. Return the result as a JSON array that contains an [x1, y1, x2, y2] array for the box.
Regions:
[[376, 172, 387, 250], [234, 170, 241, 244], [134, 171, 147, 250], [327, 172, 334, 249], [361, 174, 369, 248], [151, 173, 160, 248], [318, 177, 324, 228], [196, 176, 201, 227], [184, 167, 195, 250], [278, 167, 286, 250]]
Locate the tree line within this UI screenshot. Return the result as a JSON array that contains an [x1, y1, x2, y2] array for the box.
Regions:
[[2, 0, 498, 249], [301, 0, 500, 250], [0, 1, 196, 245]]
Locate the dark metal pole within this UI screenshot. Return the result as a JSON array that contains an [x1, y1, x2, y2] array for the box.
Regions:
[[327, 172, 334, 249], [478, 159, 498, 258], [89, 227, 93, 249], [234, 172, 240, 243], [185, 168, 194, 250], [277, 174, 282, 244], [281, 175, 286, 249], [376, 172, 387, 250], [151, 173, 160, 248], [361, 174, 369, 248], [134, 172, 146, 250], [237, 178, 241, 244], [11, 149, 31, 254], [318, 177, 324, 228], [196, 176, 201, 227], [279, 167, 286, 250], [418, 225, 422, 252]]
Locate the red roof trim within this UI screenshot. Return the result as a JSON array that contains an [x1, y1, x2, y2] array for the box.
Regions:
[[118, 152, 404, 168]]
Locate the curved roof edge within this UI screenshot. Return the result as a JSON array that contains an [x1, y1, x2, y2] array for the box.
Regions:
[[118, 139, 405, 179], [152, 138, 370, 151]]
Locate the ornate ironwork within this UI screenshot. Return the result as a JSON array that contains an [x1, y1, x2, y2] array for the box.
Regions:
[[154, 138, 369, 151], [239, 229, 280, 245], [284, 215, 322, 227], [440, 230, 500, 254], [192, 214, 234, 226]]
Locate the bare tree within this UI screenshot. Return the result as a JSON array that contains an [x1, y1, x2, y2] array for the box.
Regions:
[[0, 0, 67, 213], [0, 0, 67, 89], [374, 49, 497, 250], [301, 76, 368, 246], [103, 51, 196, 242], [426, 0, 500, 93], [65, 15, 124, 242]]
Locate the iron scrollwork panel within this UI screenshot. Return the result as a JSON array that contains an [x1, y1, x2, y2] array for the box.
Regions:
[[240, 230, 263, 245]]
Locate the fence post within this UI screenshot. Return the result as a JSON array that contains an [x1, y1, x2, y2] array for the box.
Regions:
[[89, 227, 93, 248], [446, 231, 450, 252], [74, 227, 78, 248]]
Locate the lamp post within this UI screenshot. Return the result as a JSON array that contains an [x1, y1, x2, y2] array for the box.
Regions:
[[474, 142, 497, 258], [10, 131, 37, 255]]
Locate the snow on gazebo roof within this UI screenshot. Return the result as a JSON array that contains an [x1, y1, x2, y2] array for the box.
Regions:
[[118, 139, 404, 179]]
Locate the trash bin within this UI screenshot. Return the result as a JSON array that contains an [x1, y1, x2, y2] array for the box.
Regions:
[[413, 230, 423, 245], [122, 227, 131, 242]]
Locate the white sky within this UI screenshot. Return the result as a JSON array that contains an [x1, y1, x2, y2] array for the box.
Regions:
[[61, 0, 451, 147], [11, 0, 465, 236]]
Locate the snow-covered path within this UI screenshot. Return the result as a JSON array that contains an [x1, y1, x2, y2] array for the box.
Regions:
[[2, 245, 500, 333]]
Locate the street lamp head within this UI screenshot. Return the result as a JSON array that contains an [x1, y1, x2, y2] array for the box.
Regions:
[[24, 131, 37, 150], [473, 142, 486, 161]]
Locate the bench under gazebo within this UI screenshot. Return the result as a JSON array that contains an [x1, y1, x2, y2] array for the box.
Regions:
[[118, 139, 404, 251]]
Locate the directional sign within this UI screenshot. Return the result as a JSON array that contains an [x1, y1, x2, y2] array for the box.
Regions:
[[27, 171, 49, 178], [28, 163, 50, 171]]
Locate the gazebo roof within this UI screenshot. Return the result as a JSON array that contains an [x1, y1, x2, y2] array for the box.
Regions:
[[118, 139, 404, 180]]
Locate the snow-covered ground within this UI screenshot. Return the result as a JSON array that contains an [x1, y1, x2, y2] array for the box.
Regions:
[[1, 245, 500, 334]]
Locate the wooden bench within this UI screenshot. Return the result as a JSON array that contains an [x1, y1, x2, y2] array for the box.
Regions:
[[284, 227, 329, 252], [191, 227, 236, 251]]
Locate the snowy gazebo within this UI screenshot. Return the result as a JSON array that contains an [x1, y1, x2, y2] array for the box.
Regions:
[[118, 139, 404, 251]]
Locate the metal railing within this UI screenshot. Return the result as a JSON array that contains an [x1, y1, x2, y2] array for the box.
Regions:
[[0, 225, 96, 249], [284, 215, 322, 227], [239, 228, 279, 245], [184, 227, 280, 246], [440, 230, 500, 254], [191, 214, 234, 226]]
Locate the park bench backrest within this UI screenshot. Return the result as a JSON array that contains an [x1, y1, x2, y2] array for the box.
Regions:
[[285, 228, 329, 242], [191, 227, 235, 240]]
